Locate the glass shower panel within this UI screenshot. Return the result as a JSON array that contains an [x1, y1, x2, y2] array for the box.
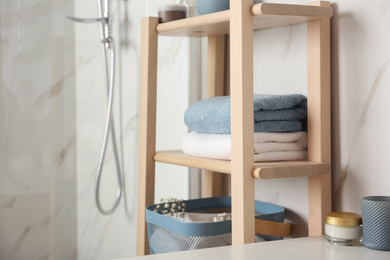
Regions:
[[0, 0, 194, 259], [0, 0, 77, 259]]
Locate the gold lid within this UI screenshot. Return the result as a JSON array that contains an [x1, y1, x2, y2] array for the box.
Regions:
[[326, 212, 362, 226]]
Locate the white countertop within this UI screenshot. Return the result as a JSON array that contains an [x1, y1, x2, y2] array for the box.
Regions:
[[118, 236, 390, 260]]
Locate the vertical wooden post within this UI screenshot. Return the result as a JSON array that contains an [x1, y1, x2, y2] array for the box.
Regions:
[[136, 17, 159, 256], [203, 35, 229, 198], [206, 35, 226, 95], [307, 1, 332, 236], [230, 0, 255, 244]]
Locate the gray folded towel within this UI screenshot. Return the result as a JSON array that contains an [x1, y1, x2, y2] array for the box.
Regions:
[[184, 94, 307, 134]]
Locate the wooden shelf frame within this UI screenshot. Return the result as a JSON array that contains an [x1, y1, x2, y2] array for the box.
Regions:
[[137, 0, 332, 256], [203, 35, 229, 198], [154, 150, 330, 180], [157, 2, 333, 37]]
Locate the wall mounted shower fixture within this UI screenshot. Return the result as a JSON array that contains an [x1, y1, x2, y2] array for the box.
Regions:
[[67, 0, 123, 215]]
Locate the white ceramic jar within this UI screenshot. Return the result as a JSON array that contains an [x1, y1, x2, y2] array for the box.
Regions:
[[325, 212, 363, 246]]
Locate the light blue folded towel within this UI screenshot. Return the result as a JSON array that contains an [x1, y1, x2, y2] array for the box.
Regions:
[[184, 94, 307, 134]]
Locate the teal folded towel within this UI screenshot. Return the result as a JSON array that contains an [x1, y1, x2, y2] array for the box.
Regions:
[[184, 94, 307, 134]]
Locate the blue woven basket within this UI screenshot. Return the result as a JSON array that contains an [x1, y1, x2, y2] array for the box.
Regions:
[[146, 197, 285, 254]]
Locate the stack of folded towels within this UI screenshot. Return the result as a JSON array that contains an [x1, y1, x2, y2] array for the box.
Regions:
[[182, 94, 308, 162]]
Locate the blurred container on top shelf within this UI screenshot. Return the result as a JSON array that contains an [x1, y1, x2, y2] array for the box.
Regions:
[[146, 0, 198, 18], [197, 0, 262, 15]]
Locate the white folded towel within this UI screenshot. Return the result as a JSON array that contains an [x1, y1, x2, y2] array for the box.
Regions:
[[182, 131, 308, 162]]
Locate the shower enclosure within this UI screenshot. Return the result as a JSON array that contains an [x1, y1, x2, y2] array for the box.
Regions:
[[0, 0, 199, 259]]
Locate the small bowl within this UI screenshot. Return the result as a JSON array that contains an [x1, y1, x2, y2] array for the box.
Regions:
[[197, 0, 262, 15], [158, 4, 187, 23]]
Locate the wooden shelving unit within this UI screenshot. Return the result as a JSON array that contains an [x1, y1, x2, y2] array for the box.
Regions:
[[157, 3, 332, 37], [154, 150, 330, 179], [137, 1, 332, 256]]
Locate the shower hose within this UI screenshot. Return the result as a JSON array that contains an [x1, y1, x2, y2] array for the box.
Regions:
[[95, 36, 123, 215], [67, 0, 123, 215], [95, 0, 123, 215]]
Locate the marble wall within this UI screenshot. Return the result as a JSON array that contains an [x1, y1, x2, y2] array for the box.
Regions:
[[1, 0, 195, 259], [0, 0, 77, 259], [251, 0, 390, 237], [2, 0, 389, 258], [75, 0, 195, 259]]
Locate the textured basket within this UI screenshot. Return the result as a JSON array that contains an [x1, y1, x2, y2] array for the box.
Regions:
[[146, 197, 285, 254], [361, 196, 390, 251]]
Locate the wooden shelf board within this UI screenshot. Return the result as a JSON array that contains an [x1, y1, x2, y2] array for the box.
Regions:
[[154, 150, 330, 179], [156, 3, 333, 37], [154, 150, 231, 174]]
